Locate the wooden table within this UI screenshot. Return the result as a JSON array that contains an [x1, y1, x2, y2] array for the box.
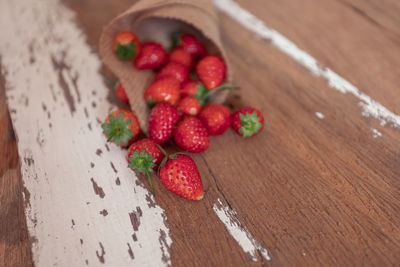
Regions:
[[1, 0, 399, 266]]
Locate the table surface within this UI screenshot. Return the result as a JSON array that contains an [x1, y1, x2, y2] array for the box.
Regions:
[[1, 0, 399, 266]]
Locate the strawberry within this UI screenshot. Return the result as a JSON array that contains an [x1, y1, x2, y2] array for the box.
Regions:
[[113, 31, 140, 61], [127, 139, 165, 195], [115, 82, 129, 104], [134, 42, 167, 70], [172, 32, 206, 58], [196, 55, 226, 90], [168, 48, 194, 70], [231, 107, 264, 138], [144, 76, 180, 106], [102, 109, 140, 147], [199, 104, 231, 136], [177, 96, 202, 116], [180, 80, 207, 98], [174, 117, 209, 153], [155, 62, 189, 84], [159, 154, 204, 200], [149, 103, 180, 144]]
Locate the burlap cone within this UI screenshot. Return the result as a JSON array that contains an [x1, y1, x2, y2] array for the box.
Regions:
[[99, 0, 232, 132]]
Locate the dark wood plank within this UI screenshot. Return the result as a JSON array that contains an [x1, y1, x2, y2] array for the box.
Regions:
[[338, 0, 400, 39], [215, 17, 400, 265], [0, 66, 33, 267], [235, 0, 400, 115]]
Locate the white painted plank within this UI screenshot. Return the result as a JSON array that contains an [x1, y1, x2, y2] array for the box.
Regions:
[[0, 0, 171, 266]]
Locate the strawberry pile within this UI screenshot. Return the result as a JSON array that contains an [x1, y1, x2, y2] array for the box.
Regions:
[[102, 31, 264, 200]]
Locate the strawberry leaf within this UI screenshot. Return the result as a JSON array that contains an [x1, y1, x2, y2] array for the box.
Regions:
[[101, 112, 133, 146], [238, 111, 262, 138], [116, 42, 136, 61]]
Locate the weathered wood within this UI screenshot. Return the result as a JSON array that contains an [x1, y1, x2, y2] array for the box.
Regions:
[[0, 68, 33, 267], [1, 0, 399, 266], [0, 0, 172, 266], [233, 0, 400, 115]]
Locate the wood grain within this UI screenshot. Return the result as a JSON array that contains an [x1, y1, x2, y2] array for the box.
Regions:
[[0, 67, 33, 266], [0, 0, 399, 266], [234, 0, 400, 115]]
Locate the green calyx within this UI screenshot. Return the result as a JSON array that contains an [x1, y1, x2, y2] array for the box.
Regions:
[[101, 112, 133, 146], [171, 32, 183, 46], [239, 111, 262, 138], [195, 83, 240, 106], [128, 149, 156, 195], [146, 98, 157, 106], [195, 83, 209, 106], [116, 42, 136, 61]]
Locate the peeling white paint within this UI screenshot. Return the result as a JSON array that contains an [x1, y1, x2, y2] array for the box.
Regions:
[[213, 199, 271, 261], [0, 0, 171, 266], [370, 127, 382, 138], [315, 112, 325, 119], [214, 0, 400, 129]]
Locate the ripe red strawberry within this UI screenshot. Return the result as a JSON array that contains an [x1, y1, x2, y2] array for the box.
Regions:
[[113, 31, 140, 61], [180, 80, 207, 98], [115, 82, 129, 104], [174, 117, 209, 153], [199, 104, 231, 136], [196, 55, 226, 90], [172, 32, 206, 58], [155, 62, 189, 84], [159, 154, 204, 200], [127, 139, 164, 171], [134, 42, 167, 70], [144, 76, 180, 106], [177, 96, 202, 116], [102, 109, 140, 147], [231, 107, 264, 138], [168, 48, 194, 70], [127, 139, 165, 195], [149, 103, 180, 144]]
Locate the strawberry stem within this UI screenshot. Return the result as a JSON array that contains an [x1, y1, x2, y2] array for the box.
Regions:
[[156, 144, 167, 157], [208, 86, 239, 96], [146, 171, 155, 196], [198, 85, 240, 105]]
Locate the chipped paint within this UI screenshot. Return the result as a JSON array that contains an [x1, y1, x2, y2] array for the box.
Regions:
[[0, 0, 171, 266], [370, 127, 382, 138], [213, 199, 271, 261], [315, 112, 325, 119]]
